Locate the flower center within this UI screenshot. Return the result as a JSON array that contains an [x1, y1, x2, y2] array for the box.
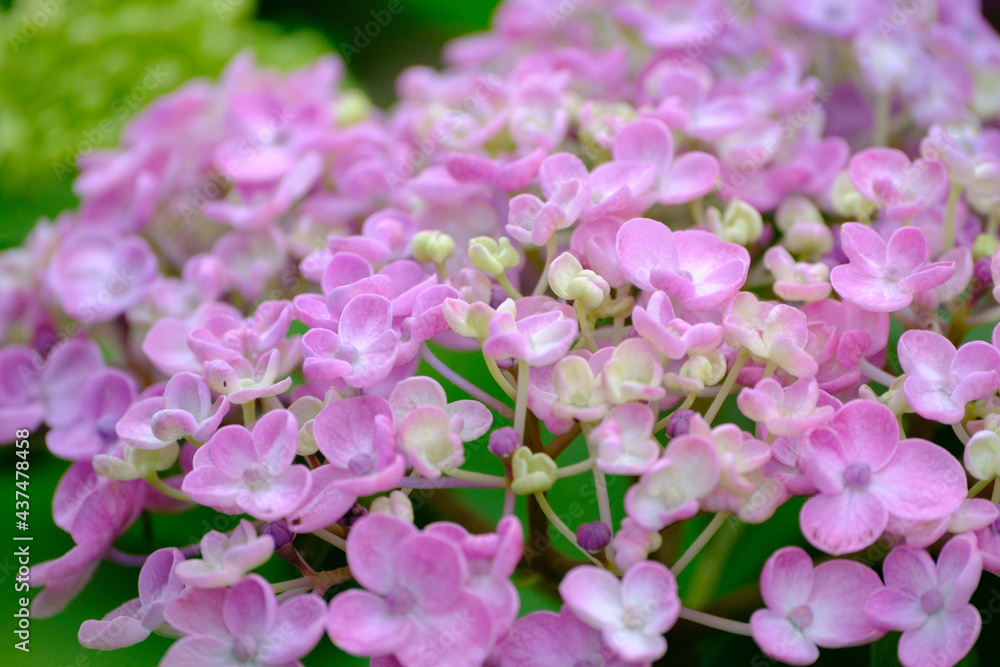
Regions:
[[920, 589, 944, 615], [241, 465, 270, 491], [348, 453, 374, 476], [789, 605, 813, 630], [232, 635, 257, 662], [843, 462, 872, 488], [334, 343, 359, 363], [385, 587, 416, 615], [96, 415, 119, 444], [623, 606, 646, 630]]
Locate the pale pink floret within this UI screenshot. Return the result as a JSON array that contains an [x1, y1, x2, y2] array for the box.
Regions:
[[182, 410, 311, 521], [46, 227, 158, 322], [483, 297, 578, 367], [506, 165, 588, 246], [799, 400, 967, 555], [79, 547, 185, 650], [750, 546, 884, 666], [687, 416, 771, 511], [724, 293, 818, 378], [602, 338, 666, 404], [612, 117, 719, 205], [829, 223, 955, 313], [616, 218, 749, 311], [763, 246, 831, 303], [174, 520, 275, 589], [865, 534, 982, 667], [327, 514, 495, 667], [737, 377, 835, 437], [559, 561, 680, 663], [0, 345, 43, 443], [590, 403, 660, 476], [388, 376, 493, 443], [625, 434, 720, 530], [45, 368, 137, 461], [848, 148, 949, 220], [301, 294, 400, 388], [204, 349, 293, 406], [163, 574, 326, 666], [551, 353, 609, 423], [898, 330, 1000, 424], [116, 372, 230, 449], [494, 606, 647, 667], [632, 291, 723, 359]]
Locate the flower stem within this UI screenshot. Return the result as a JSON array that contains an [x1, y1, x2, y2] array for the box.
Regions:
[[556, 457, 595, 478], [533, 492, 603, 567], [444, 468, 508, 487], [952, 422, 970, 445], [586, 437, 614, 533], [704, 349, 750, 425], [145, 471, 191, 503], [484, 353, 517, 399], [421, 345, 514, 419], [943, 183, 962, 250], [858, 358, 898, 388], [993, 478, 1000, 504], [497, 273, 522, 299], [242, 401, 256, 426], [654, 391, 698, 434], [533, 237, 557, 297], [544, 423, 582, 460], [397, 475, 502, 489], [968, 478, 991, 498], [761, 360, 777, 379], [678, 607, 752, 636], [272, 576, 314, 593], [873, 89, 891, 146], [514, 360, 530, 445], [671, 512, 729, 576], [313, 528, 347, 551]]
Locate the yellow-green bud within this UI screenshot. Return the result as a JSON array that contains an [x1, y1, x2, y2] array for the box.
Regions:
[[468, 236, 520, 276], [411, 230, 456, 266], [973, 233, 1000, 260]]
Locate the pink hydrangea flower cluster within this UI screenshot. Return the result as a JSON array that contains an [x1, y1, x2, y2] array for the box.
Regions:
[[7, 1, 1000, 665]]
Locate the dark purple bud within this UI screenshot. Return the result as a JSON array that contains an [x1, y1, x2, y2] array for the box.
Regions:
[[975, 257, 994, 285], [260, 520, 295, 550], [338, 503, 368, 528], [489, 426, 520, 458], [665, 409, 696, 438], [576, 521, 612, 553]]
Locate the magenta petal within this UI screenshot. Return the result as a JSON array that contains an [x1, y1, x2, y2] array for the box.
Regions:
[[750, 609, 819, 666], [395, 535, 465, 610], [807, 559, 884, 646], [223, 574, 276, 639], [161, 636, 235, 666], [897, 606, 980, 667], [865, 588, 926, 631], [936, 534, 983, 609], [346, 514, 418, 593], [872, 439, 966, 523], [78, 599, 148, 650], [236, 464, 311, 521], [164, 587, 229, 637], [259, 593, 327, 663], [615, 217, 677, 291], [287, 465, 357, 534], [760, 546, 814, 614]]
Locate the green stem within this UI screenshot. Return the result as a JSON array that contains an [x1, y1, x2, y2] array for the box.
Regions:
[[704, 349, 750, 425], [943, 183, 962, 250], [761, 360, 777, 379], [144, 471, 192, 503], [671, 512, 729, 576], [242, 401, 255, 426], [313, 528, 347, 551], [968, 478, 991, 498], [514, 360, 530, 446], [678, 607, 752, 636], [533, 237, 558, 297], [556, 457, 596, 478], [533, 492, 603, 567], [993, 478, 1000, 504], [497, 273, 522, 299], [272, 576, 313, 593], [484, 353, 517, 398], [873, 89, 891, 147], [444, 468, 507, 487]]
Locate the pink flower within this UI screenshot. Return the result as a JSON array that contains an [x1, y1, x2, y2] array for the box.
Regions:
[[494, 607, 647, 667], [45, 368, 137, 461], [632, 291, 723, 360], [558, 561, 680, 663], [174, 520, 275, 589], [738, 377, 835, 437], [590, 403, 660, 475], [79, 547, 185, 650], [898, 330, 1000, 424], [602, 338, 666, 404], [46, 227, 158, 322], [301, 294, 400, 388], [163, 574, 326, 666], [865, 534, 982, 667], [116, 372, 230, 449], [763, 246, 831, 303], [204, 349, 293, 405], [327, 513, 495, 666], [182, 410, 311, 521], [848, 148, 948, 221], [830, 223, 955, 313], [612, 118, 719, 205], [750, 546, 884, 665], [506, 156, 589, 245], [799, 400, 967, 555], [0, 345, 43, 443], [724, 293, 818, 378], [616, 218, 749, 311], [483, 297, 578, 367], [625, 434, 720, 530]]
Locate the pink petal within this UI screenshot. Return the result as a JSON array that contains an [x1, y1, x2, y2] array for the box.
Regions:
[[346, 514, 418, 594], [615, 218, 677, 291], [327, 590, 409, 657], [806, 559, 884, 646], [760, 546, 814, 614], [872, 439, 966, 523], [800, 490, 888, 555], [750, 609, 819, 666], [897, 606, 980, 667]]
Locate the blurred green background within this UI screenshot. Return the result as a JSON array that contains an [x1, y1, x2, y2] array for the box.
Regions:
[[2, 1, 1000, 666]]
